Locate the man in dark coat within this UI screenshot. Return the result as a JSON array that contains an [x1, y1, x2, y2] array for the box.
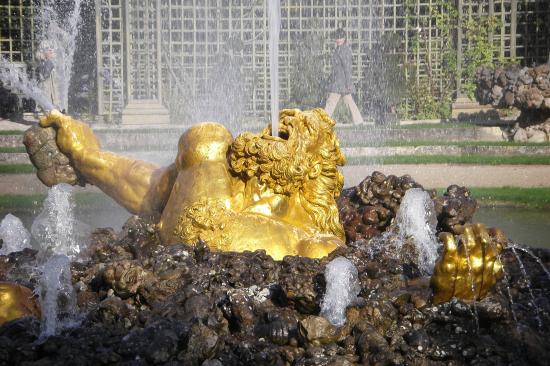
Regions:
[[324, 28, 364, 124]]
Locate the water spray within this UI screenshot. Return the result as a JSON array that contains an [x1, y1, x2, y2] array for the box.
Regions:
[[268, 0, 280, 137], [0, 57, 54, 112]]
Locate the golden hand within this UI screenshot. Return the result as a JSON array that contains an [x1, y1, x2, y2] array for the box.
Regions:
[[431, 223, 507, 304], [39, 109, 100, 159]]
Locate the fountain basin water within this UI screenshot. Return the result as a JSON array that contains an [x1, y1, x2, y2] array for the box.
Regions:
[[475, 206, 550, 248]]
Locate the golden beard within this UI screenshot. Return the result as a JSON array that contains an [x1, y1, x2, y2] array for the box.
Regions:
[[228, 108, 346, 239]]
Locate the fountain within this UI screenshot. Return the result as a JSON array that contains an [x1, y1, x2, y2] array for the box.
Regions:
[[0, 3, 549, 366], [31, 183, 87, 260], [0, 104, 542, 364], [268, 0, 281, 137], [0, 58, 54, 111], [38, 0, 84, 112], [31, 183, 91, 337], [37, 254, 78, 338]]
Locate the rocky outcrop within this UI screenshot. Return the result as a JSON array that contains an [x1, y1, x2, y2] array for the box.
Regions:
[[338, 172, 477, 243], [476, 64, 550, 111], [476, 64, 550, 142]]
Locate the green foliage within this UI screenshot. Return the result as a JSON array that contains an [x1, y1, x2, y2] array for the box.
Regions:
[[403, 79, 452, 120], [461, 15, 500, 98], [399, 0, 458, 119], [399, 1, 501, 119]]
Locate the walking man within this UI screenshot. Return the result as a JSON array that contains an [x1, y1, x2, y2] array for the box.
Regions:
[[324, 28, 364, 125], [36, 40, 60, 111]]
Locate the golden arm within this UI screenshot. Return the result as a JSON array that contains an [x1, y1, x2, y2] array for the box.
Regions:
[[39, 110, 177, 216]]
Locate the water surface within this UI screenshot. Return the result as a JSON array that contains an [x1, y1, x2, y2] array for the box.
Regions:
[[1, 205, 548, 249], [474, 206, 550, 249]]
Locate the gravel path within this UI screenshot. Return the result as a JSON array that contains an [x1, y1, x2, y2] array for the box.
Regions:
[[1, 164, 550, 196], [343, 164, 550, 188]]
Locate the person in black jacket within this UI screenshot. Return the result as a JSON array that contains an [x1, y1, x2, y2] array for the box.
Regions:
[[324, 28, 364, 125]]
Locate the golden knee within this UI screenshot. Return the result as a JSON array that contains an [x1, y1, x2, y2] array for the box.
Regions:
[[176, 123, 233, 169]]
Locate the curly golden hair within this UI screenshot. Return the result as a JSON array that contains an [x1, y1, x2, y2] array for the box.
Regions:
[[229, 108, 346, 239]]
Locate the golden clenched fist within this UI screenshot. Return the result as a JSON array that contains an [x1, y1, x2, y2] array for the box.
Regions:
[[39, 109, 100, 159], [431, 223, 507, 304]]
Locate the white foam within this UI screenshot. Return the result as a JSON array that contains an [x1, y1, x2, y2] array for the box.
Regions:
[[320, 257, 361, 326], [396, 188, 439, 274], [0, 214, 32, 255], [38, 254, 78, 338], [31, 184, 89, 259]]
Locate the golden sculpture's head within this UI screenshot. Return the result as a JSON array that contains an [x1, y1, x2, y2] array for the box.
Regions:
[[0, 282, 41, 325], [229, 108, 346, 239]]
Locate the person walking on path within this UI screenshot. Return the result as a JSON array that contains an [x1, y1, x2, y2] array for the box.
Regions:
[[324, 28, 365, 125], [35, 40, 61, 112]]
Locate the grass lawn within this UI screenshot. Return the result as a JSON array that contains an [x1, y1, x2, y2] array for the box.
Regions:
[[468, 187, 550, 208], [0, 146, 26, 153], [346, 155, 550, 165], [0, 164, 35, 174], [0, 130, 23, 135], [342, 140, 550, 148], [392, 122, 477, 129]]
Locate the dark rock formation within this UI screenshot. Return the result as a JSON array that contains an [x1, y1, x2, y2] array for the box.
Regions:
[[433, 184, 478, 234], [476, 64, 550, 111], [338, 172, 477, 243], [338, 172, 430, 242], [1, 179, 549, 365]]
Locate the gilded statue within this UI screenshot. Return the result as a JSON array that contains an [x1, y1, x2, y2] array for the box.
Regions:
[[35, 109, 346, 260]]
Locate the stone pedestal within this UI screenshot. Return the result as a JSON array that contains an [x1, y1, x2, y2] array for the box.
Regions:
[[452, 96, 497, 120], [121, 101, 170, 125]]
